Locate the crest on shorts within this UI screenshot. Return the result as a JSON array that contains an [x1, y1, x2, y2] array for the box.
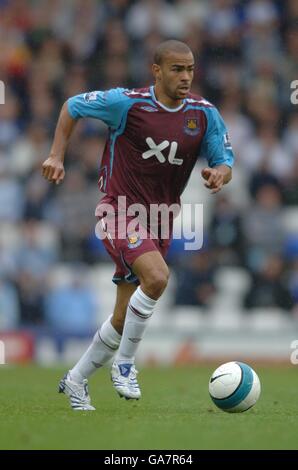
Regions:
[[127, 232, 143, 249], [184, 118, 200, 136]]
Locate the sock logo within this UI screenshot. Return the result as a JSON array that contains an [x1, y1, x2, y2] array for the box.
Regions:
[[128, 338, 142, 343]]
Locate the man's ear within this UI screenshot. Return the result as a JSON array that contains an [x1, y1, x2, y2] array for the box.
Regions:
[[152, 63, 161, 81]]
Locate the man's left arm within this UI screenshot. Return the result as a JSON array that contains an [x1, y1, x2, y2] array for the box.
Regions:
[[200, 106, 235, 194]]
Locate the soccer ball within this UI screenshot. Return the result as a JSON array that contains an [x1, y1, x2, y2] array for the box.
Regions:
[[208, 361, 261, 413]]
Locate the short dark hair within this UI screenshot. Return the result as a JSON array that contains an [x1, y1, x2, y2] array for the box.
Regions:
[[154, 40, 192, 65]]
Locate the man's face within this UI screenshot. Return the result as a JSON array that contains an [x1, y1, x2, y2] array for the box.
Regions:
[[153, 51, 195, 100]]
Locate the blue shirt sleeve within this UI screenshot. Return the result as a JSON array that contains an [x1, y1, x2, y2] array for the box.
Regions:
[[67, 88, 130, 130], [200, 106, 235, 168]]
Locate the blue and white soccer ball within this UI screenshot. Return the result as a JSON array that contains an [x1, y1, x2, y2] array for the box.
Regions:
[[208, 361, 261, 413]]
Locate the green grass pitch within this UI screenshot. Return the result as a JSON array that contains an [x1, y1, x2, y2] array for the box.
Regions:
[[0, 364, 297, 450]]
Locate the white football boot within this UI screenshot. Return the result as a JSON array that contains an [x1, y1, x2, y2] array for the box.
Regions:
[[58, 372, 95, 411], [111, 362, 141, 400]]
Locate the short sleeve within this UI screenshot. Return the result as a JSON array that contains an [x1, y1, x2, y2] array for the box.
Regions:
[[67, 88, 130, 130], [200, 106, 235, 168]]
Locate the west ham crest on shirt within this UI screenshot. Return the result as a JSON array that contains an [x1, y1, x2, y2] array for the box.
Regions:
[[184, 118, 200, 136]]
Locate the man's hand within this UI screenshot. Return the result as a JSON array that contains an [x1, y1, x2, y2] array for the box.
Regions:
[[201, 165, 232, 194], [41, 101, 77, 185], [42, 156, 65, 185]]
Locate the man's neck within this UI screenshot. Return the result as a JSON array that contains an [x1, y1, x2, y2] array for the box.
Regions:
[[153, 85, 183, 109]]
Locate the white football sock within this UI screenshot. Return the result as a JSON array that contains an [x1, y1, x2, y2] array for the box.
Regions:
[[115, 286, 157, 365], [69, 315, 121, 383]]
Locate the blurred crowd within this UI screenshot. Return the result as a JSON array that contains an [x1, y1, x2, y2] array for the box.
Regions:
[[0, 0, 298, 332]]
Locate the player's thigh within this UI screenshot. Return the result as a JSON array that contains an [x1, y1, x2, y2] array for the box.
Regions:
[[132, 251, 170, 299], [111, 282, 137, 333]]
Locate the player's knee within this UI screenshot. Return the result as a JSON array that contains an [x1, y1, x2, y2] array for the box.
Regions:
[[142, 268, 169, 299]]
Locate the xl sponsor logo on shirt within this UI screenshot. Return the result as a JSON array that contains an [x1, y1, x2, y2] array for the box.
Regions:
[[142, 138, 183, 165]]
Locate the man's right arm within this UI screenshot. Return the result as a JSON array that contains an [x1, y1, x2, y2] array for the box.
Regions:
[[42, 101, 76, 184], [42, 88, 129, 185]]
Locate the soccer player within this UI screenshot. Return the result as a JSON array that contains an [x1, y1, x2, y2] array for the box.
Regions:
[[42, 40, 234, 410]]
